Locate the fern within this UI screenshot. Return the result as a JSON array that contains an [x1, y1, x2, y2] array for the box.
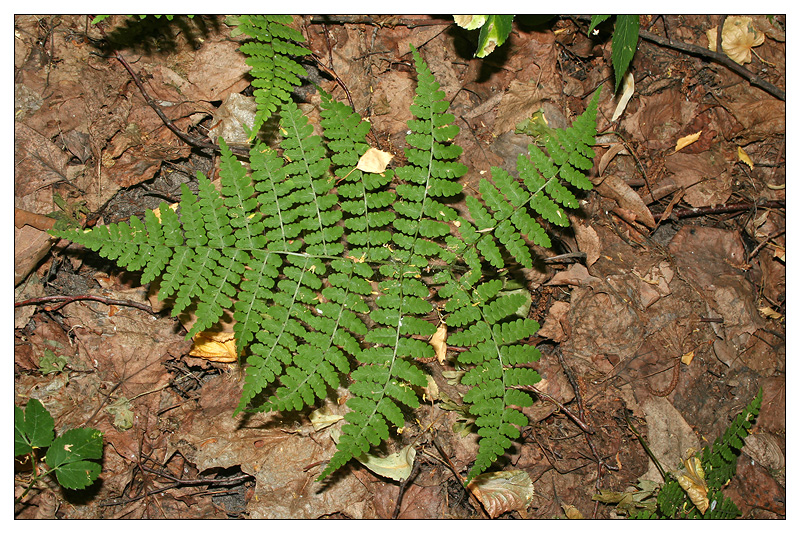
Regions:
[[636, 389, 762, 518], [52, 19, 602, 484], [229, 15, 310, 137]]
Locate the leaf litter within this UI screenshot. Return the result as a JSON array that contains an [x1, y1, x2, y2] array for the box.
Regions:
[[14, 14, 784, 518]]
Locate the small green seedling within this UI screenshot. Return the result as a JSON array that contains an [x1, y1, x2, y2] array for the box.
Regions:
[[14, 398, 104, 504]]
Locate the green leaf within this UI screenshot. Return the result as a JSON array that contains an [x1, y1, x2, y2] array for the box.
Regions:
[[611, 15, 640, 91], [46, 427, 103, 469], [53, 460, 103, 490], [475, 15, 515, 58], [588, 15, 612, 34], [15, 398, 55, 456], [38, 349, 69, 374]]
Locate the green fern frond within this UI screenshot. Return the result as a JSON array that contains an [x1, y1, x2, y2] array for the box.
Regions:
[[440, 273, 542, 481], [460, 87, 602, 269], [702, 387, 762, 489], [230, 15, 309, 137], [52, 31, 603, 488]]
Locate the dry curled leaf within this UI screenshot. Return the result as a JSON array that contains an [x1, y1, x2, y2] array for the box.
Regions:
[[468, 470, 535, 518], [707, 16, 765, 65], [611, 70, 635, 122], [676, 455, 709, 514], [356, 444, 416, 482]]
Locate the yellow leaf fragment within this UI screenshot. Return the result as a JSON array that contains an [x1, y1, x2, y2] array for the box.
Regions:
[[676, 455, 709, 514], [681, 350, 695, 366], [737, 146, 754, 169], [309, 406, 344, 431], [707, 16, 765, 65], [356, 444, 416, 481], [357, 147, 393, 174], [189, 331, 237, 362], [429, 322, 448, 364], [674, 131, 702, 153], [758, 306, 783, 320]]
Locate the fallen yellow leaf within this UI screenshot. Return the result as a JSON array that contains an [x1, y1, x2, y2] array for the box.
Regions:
[[676, 456, 709, 514], [674, 131, 702, 153], [356, 147, 393, 174], [737, 146, 754, 169], [681, 350, 695, 365], [429, 322, 448, 364], [758, 306, 783, 320], [189, 331, 237, 362]]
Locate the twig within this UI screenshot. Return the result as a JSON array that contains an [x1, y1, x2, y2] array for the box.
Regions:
[[139, 464, 253, 487], [14, 294, 156, 314], [430, 436, 489, 519], [637, 27, 785, 101], [113, 52, 248, 157], [392, 456, 421, 519], [309, 16, 453, 29], [747, 228, 786, 262], [512, 384, 594, 433], [651, 199, 784, 222]]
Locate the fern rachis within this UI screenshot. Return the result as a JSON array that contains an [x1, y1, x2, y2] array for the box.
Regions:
[[52, 19, 602, 483]]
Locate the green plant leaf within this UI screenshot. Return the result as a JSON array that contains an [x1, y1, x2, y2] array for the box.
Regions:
[[15, 398, 55, 457], [588, 15, 612, 34], [52, 460, 103, 490], [611, 15, 640, 91], [475, 15, 515, 58], [45, 427, 104, 489]]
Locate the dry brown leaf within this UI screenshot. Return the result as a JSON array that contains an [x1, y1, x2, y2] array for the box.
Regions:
[[595, 174, 656, 227], [561, 503, 584, 519], [597, 143, 628, 178], [429, 322, 448, 364], [673, 131, 703, 153], [468, 470, 535, 518], [357, 147, 393, 173], [189, 331, 237, 362], [707, 16, 765, 65]]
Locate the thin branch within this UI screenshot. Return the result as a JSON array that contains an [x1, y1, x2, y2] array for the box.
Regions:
[[637, 27, 785, 101], [15, 294, 156, 314], [114, 52, 249, 157], [651, 199, 785, 222]]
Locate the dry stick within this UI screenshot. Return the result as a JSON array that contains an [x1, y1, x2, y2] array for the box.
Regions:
[[747, 228, 786, 262], [651, 199, 785, 222], [309, 15, 453, 28], [513, 384, 594, 434], [554, 350, 616, 518], [637, 27, 785, 101], [14, 294, 156, 314], [431, 436, 490, 519], [392, 457, 421, 519], [113, 52, 248, 157]]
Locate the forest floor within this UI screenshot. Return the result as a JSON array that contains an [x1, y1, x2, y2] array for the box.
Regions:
[[13, 15, 785, 519]]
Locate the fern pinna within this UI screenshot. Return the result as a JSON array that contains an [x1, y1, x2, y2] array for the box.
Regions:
[[53, 31, 601, 483]]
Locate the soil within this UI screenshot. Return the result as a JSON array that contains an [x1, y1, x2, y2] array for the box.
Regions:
[[13, 15, 785, 519]]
